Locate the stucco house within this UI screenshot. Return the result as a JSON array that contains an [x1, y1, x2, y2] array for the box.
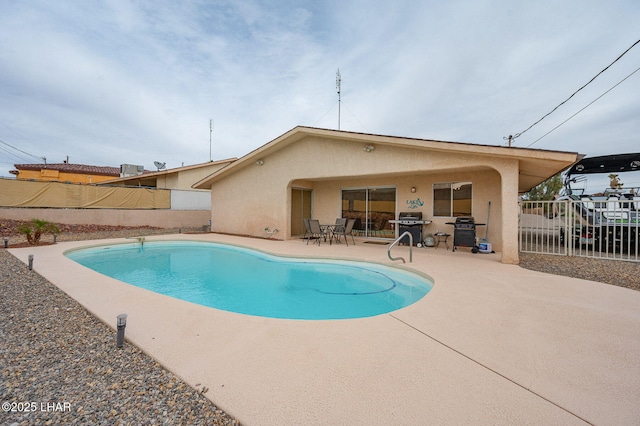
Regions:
[[102, 159, 236, 189], [11, 163, 120, 184], [193, 127, 582, 264], [101, 159, 237, 212]]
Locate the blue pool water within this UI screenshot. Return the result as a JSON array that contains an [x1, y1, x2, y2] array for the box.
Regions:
[[66, 241, 432, 320]]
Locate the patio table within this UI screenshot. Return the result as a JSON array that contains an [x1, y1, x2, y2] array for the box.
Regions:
[[320, 225, 335, 244]]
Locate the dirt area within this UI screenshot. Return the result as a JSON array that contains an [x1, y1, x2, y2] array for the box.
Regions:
[[1, 219, 161, 238], [0, 219, 171, 248]]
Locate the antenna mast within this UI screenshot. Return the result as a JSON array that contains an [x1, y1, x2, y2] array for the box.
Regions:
[[209, 119, 213, 161], [336, 69, 341, 130]]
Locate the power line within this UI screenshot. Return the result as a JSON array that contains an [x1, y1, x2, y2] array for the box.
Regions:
[[506, 38, 640, 144], [0, 138, 43, 162], [526, 66, 640, 147], [0, 119, 33, 143], [0, 147, 34, 167]]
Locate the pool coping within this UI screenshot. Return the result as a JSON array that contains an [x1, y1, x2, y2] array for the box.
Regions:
[[64, 239, 434, 320], [10, 233, 640, 425]]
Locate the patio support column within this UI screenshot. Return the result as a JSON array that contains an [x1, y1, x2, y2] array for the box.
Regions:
[[499, 162, 520, 264]]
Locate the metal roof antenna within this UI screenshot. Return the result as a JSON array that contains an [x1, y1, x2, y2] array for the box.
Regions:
[[209, 119, 213, 161], [336, 69, 341, 130]]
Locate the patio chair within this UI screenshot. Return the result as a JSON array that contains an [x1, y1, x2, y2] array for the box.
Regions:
[[307, 219, 328, 245], [352, 217, 364, 236], [333, 218, 356, 246], [302, 218, 312, 242], [374, 218, 388, 237]]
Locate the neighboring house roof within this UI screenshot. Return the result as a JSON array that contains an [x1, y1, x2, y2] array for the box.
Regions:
[[100, 158, 238, 186], [193, 126, 582, 193], [12, 163, 121, 177]]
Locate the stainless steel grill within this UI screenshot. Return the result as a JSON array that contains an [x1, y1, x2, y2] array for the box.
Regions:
[[451, 216, 477, 252], [397, 212, 423, 245]]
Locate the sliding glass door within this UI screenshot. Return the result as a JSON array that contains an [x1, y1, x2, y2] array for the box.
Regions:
[[341, 187, 395, 238]]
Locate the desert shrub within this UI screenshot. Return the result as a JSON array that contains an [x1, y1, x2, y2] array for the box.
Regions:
[[17, 219, 60, 245]]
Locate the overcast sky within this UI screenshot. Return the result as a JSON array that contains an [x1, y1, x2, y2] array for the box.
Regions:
[[1, 1, 639, 189]]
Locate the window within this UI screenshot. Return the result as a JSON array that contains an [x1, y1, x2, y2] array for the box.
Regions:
[[433, 182, 472, 217]]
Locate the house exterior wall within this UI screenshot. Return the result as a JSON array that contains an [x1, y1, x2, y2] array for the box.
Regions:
[[208, 135, 521, 262], [302, 168, 502, 246], [177, 166, 224, 189], [154, 167, 221, 190], [171, 190, 211, 210], [105, 160, 233, 189]]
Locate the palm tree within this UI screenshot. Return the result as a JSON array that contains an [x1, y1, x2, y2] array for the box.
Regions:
[[18, 219, 60, 245], [608, 174, 623, 189]]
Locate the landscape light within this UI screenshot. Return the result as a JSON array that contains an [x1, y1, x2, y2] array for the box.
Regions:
[[28, 254, 34, 271], [116, 314, 128, 348]]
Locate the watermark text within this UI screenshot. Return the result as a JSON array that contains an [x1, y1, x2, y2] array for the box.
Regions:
[[2, 401, 72, 413]]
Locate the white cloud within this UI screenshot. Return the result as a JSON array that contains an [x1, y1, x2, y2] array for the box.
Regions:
[[1, 0, 639, 177]]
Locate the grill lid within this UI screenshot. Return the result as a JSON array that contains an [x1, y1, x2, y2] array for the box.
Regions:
[[399, 212, 422, 220], [455, 216, 475, 224]]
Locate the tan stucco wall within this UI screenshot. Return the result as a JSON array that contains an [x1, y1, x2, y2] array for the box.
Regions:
[[16, 169, 116, 184], [107, 161, 232, 190], [208, 135, 521, 262], [156, 166, 225, 190], [0, 208, 211, 229]]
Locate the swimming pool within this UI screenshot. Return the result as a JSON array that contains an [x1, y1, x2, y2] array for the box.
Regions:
[[66, 241, 433, 320]]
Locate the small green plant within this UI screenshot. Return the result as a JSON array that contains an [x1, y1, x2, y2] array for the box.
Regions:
[[18, 219, 60, 245]]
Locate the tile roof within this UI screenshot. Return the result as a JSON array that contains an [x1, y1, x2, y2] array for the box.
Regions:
[[13, 163, 121, 176]]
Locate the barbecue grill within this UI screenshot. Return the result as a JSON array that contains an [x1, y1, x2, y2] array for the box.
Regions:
[[451, 216, 478, 252], [394, 212, 425, 246]]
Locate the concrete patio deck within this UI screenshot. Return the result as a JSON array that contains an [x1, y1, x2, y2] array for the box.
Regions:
[[10, 233, 640, 425]]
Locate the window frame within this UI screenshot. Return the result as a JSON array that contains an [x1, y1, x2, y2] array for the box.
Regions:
[[432, 181, 472, 217]]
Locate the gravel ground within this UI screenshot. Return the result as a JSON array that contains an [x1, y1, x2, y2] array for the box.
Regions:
[[1, 225, 239, 426], [1, 222, 638, 425], [519, 252, 640, 291]]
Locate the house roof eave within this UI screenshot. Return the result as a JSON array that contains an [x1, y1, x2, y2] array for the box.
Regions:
[[193, 126, 582, 190]]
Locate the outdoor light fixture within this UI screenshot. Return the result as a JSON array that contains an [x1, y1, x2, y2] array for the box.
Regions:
[[53, 234, 57, 243], [116, 313, 128, 348], [3, 237, 8, 248], [256, 159, 265, 166], [363, 144, 375, 153], [28, 254, 34, 271], [411, 187, 417, 193]]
